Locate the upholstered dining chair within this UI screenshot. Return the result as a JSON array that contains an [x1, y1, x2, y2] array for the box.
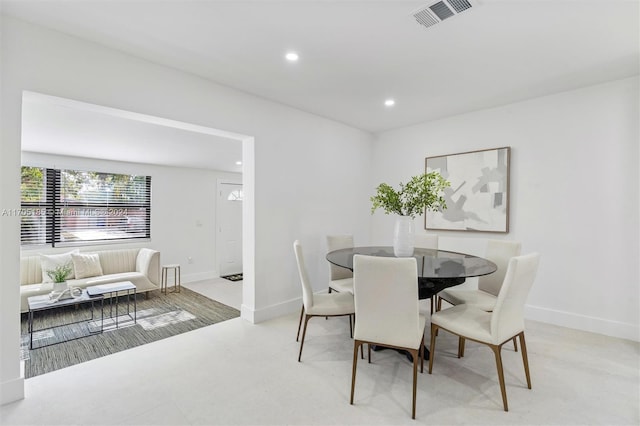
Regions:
[[326, 234, 354, 294], [437, 239, 521, 349], [295, 235, 354, 341], [438, 240, 521, 311], [293, 240, 355, 362], [428, 252, 540, 412], [350, 254, 426, 419], [414, 233, 438, 250]]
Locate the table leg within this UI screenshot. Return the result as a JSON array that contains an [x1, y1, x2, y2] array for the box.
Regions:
[[115, 291, 119, 328], [169, 266, 181, 293], [29, 310, 34, 350], [174, 267, 177, 292], [371, 345, 430, 361]]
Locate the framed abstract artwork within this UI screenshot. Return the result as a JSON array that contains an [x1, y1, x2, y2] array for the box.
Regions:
[[425, 147, 510, 233]]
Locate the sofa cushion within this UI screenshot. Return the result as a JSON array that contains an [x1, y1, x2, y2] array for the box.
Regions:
[[80, 272, 157, 292], [71, 253, 104, 279], [98, 249, 139, 275], [40, 249, 79, 282]]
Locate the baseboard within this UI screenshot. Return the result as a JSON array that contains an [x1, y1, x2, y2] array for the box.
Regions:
[[0, 376, 25, 405], [248, 297, 301, 324], [181, 271, 218, 284], [526, 304, 640, 342]]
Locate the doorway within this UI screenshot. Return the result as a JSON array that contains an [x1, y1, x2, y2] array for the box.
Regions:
[[217, 179, 243, 278], [19, 91, 256, 324]]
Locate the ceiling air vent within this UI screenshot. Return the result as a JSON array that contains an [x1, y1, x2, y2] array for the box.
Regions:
[[412, 0, 477, 29]]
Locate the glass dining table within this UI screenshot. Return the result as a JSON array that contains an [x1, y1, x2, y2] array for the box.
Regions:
[[326, 246, 497, 360], [326, 246, 497, 302]]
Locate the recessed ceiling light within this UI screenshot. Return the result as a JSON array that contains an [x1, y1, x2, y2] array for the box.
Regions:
[[384, 99, 396, 107], [235, 161, 242, 165], [285, 52, 299, 62]]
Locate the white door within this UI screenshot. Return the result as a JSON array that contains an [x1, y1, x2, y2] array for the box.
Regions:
[[217, 181, 243, 277]]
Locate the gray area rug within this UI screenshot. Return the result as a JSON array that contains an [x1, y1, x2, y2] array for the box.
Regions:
[[20, 287, 240, 378]]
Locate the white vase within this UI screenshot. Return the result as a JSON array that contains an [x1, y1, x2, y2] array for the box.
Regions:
[[393, 215, 414, 257], [52, 281, 68, 293]]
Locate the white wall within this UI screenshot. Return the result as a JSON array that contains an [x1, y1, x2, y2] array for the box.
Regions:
[[21, 152, 239, 281], [0, 16, 373, 404], [372, 77, 639, 342]]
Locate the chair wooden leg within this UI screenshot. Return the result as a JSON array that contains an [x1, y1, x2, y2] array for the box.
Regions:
[[491, 344, 509, 412], [349, 314, 353, 338], [296, 305, 304, 341], [513, 336, 518, 352], [428, 323, 437, 374], [518, 332, 532, 389], [430, 296, 434, 315], [458, 336, 466, 358], [350, 340, 361, 405], [368, 344, 371, 363], [411, 348, 418, 419], [298, 315, 311, 362]]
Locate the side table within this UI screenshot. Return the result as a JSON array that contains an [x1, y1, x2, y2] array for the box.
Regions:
[[86, 281, 137, 328], [161, 264, 181, 294]]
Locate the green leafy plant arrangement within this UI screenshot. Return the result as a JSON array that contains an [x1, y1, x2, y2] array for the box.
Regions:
[[371, 172, 451, 219], [46, 262, 73, 283]]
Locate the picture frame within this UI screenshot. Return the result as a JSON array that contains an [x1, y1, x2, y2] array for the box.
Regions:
[[425, 147, 510, 233]]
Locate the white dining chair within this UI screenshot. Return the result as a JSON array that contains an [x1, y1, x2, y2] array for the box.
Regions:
[[429, 252, 540, 411], [293, 240, 355, 362], [326, 234, 354, 294], [350, 254, 426, 419], [296, 235, 354, 341], [414, 233, 438, 250], [438, 240, 521, 311], [437, 239, 521, 349]]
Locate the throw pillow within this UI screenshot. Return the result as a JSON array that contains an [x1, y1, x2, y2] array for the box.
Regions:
[[40, 249, 80, 283], [71, 253, 104, 279]]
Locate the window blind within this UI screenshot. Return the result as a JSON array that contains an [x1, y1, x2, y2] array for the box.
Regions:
[[20, 166, 151, 247]]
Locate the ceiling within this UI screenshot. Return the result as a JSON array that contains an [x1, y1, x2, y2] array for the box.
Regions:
[[4, 0, 639, 168]]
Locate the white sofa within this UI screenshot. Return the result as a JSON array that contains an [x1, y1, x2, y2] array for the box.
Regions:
[[20, 248, 160, 313]]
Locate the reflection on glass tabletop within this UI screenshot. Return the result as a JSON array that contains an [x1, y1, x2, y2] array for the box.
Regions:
[[326, 246, 496, 279]]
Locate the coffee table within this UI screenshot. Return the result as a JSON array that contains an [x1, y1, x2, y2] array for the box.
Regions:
[[86, 281, 137, 328], [27, 290, 104, 349]]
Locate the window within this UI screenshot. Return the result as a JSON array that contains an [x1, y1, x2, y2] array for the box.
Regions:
[[227, 189, 244, 201], [19, 166, 151, 247]]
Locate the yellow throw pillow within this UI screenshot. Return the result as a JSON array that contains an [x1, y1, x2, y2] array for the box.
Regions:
[[71, 253, 104, 279]]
